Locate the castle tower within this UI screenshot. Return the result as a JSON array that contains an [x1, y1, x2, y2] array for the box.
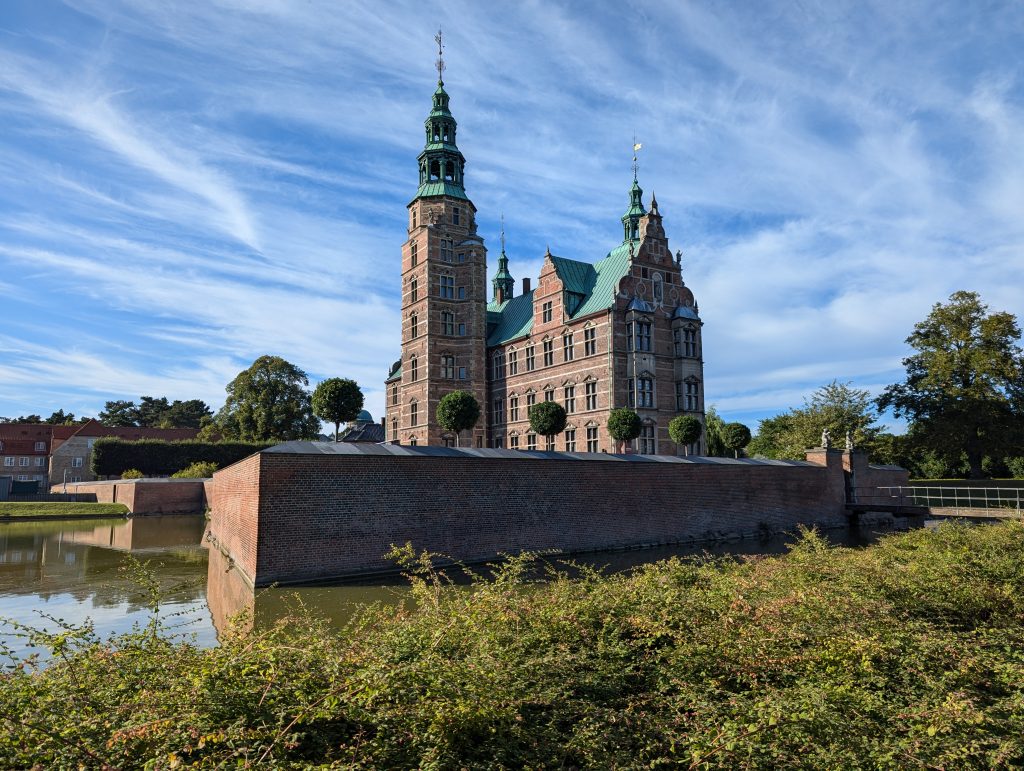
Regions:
[[385, 36, 489, 447]]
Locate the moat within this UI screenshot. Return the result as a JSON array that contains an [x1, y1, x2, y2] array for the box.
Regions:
[[1, 514, 920, 660]]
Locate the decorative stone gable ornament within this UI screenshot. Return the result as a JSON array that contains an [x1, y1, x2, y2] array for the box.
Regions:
[[821, 428, 831, 449]]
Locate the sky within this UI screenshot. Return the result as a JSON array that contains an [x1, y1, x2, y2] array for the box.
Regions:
[[1, 0, 1022, 432]]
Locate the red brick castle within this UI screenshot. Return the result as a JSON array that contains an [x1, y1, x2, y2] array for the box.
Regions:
[[384, 59, 706, 455]]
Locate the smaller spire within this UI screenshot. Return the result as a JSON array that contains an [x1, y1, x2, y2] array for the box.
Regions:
[[650, 191, 658, 212], [492, 215, 515, 302], [500, 213, 506, 253], [545, 244, 552, 257]]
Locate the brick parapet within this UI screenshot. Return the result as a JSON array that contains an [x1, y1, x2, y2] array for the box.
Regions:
[[208, 448, 870, 586]]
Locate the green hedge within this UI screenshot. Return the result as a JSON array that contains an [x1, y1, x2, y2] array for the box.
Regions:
[[91, 439, 271, 477]]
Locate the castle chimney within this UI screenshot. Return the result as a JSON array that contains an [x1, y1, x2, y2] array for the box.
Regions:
[[496, 287, 505, 304], [523, 277, 531, 294]]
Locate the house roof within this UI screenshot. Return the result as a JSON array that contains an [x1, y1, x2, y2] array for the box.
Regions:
[[485, 241, 634, 347]]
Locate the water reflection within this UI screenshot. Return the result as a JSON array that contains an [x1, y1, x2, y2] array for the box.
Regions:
[[0, 516, 213, 659], [2, 515, 924, 660]]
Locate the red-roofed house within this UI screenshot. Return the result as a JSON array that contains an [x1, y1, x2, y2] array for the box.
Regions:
[[0, 424, 53, 487], [49, 420, 200, 486]]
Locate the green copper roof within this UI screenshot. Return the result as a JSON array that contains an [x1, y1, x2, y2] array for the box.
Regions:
[[413, 181, 469, 200], [624, 179, 646, 218], [486, 290, 534, 346], [485, 244, 633, 347]]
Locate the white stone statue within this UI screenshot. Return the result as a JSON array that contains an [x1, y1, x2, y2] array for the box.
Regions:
[[821, 428, 831, 449]]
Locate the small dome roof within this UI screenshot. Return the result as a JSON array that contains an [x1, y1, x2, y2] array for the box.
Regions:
[[356, 410, 373, 423]]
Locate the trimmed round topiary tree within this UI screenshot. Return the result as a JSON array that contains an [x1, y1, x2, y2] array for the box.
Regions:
[[722, 422, 753, 458], [529, 401, 567, 449], [669, 414, 703, 456], [607, 408, 642, 453], [436, 390, 481, 447], [312, 378, 364, 442]]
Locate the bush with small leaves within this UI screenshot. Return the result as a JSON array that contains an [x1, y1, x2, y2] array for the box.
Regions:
[[120, 469, 144, 479], [170, 461, 218, 479], [722, 422, 753, 458], [607, 408, 642, 451]]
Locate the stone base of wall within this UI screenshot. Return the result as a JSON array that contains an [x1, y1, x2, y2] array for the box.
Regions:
[[53, 479, 208, 515], [207, 443, 908, 587]]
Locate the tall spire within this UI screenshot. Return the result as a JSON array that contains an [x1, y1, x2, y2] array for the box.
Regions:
[[414, 30, 468, 202], [622, 139, 646, 242], [492, 213, 515, 302]]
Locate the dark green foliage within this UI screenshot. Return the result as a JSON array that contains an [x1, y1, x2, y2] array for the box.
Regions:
[[217, 356, 321, 442], [528, 400, 567, 438], [171, 461, 218, 479], [749, 381, 881, 460], [722, 421, 752, 457], [668, 414, 702, 450], [311, 378, 364, 442], [3, 523, 1024, 768], [703, 406, 730, 456], [90, 438, 269, 477], [0, 414, 42, 424], [43, 409, 76, 424], [120, 469, 144, 479], [98, 397, 213, 428], [606, 407, 641, 449], [878, 291, 1024, 479], [435, 390, 480, 445]]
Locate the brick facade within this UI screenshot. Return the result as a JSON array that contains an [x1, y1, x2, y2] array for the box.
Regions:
[[207, 444, 907, 587], [385, 78, 706, 455]]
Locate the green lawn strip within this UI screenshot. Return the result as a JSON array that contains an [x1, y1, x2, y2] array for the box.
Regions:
[[0, 501, 129, 518]]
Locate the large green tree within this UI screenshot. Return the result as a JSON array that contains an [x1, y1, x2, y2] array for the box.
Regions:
[[877, 291, 1024, 479], [98, 400, 138, 427], [163, 399, 214, 429], [311, 378, 364, 442], [436, 391, 481, 446], [747, 381, 882, 460], [216, 356, 321, 442]]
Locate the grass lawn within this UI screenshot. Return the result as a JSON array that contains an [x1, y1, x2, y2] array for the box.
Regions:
[[0, 501, 129, 518]]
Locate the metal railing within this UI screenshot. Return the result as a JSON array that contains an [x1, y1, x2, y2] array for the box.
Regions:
[[860, 486, 1023, 515]]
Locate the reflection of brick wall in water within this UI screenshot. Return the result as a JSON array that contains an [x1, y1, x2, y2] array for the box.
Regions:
[[208, 447, 909, 587], [204, 546, 256, 637]]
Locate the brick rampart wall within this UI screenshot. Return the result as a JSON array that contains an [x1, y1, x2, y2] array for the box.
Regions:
[[56, 479, 207, 515], [208, 446, 880, 587]]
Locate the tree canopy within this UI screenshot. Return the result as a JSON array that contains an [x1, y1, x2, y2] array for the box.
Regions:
[[722, 422, 752, 458], [528, 401, 567, 439], [98, 397, 212, 429], [668, 415, 702, 454], [312, 378, 364, 442], [877, 291, 1024, 479], [748, 381, 881, 460], [216, 356, 321, 442], [436, 391, 480, 446], [607, 408, 642, 451]]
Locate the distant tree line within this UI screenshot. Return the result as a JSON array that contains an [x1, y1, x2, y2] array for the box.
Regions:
[[747, 292, 1024, 479]]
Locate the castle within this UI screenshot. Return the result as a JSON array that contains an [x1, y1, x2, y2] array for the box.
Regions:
[[384, 62, 706, 455]]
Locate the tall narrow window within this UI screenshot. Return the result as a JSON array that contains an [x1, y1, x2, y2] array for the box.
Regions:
[[586, 426, 599, 453], [564, 385, 575, 413], [410, 401, 418, 426], [442, 355, 456, 379], [410, 356, 418, 382], [391, 385, 398, 405], [525, 345, 536, 371], [637, 377, 654, 408], [410, 276, 418, 303], [509, 434, 519, 450], [685, 380, 699, 411], [542, 301, 553, 323], [452, 207, 460, 225], [391, 418, 398, 440], [585, 380, 597, 411], [509, 395, 519, 422], [508, 349, 518, 375], [442, 311, 455, 335], [684, 328, 698, 358], [544, 387, 554, 402], [526, 391, 536, 409], [410, 241, 418, 266], [563, 332, 574, 361], [565, 428, 576, 452], [629, 319, 652, 352], [493, 398, 505, 424], [636, 424, 656, 454], [545, 435, 555, 451], [673, 328, 681, 357], [410, 313, 418, 338], [527, 433, 537, 451], [439, 275, 454, 298], [584, 327, 596, 356], [412, 209, 417, 229], [440, 239, 453, 262], [542, 339, 553, 367], [493, 351, 506, 379]]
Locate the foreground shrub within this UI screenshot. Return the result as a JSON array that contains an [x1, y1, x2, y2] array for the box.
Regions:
[[120, 468, 144, 479], [2, 522, 1023, 768], [170, 461, 218, 479]]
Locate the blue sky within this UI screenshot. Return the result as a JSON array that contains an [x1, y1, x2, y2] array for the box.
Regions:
[[1, 1, 1023, 432]]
